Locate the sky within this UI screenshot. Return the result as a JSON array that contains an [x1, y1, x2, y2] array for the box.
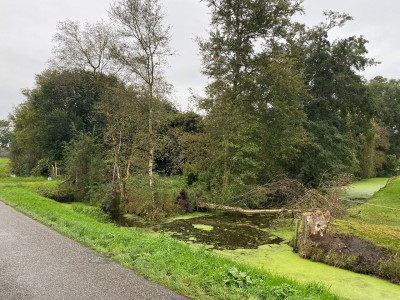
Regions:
[[1, 0, 400, 119]]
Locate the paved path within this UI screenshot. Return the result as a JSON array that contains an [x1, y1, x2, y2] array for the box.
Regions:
[[0, 201, 187, 300]]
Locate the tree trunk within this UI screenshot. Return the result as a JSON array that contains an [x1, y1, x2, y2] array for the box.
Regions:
[[148, 88, 156, 215], [295, 210, 331, 256], [196, 202, 301, 215]]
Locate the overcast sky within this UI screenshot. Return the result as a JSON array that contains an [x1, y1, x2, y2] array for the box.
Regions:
[[1, 0, 399, 119]]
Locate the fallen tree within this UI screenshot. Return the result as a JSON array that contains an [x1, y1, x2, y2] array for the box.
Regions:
[[196, 202, 302, 215]]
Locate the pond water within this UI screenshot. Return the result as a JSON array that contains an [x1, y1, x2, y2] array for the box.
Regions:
[[157, 213, 283, 250], [341, 177, 390, 201], [151, 212, 400, 300]]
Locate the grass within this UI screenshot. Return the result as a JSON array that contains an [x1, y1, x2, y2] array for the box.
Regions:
[[335, 177, 400, 252], [0, 180, 344, 299], [0, 157, 9, 165], [0, 157, 10, 177]]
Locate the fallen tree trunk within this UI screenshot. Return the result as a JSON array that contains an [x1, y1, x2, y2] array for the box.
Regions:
[[196, 202, 301, 215]]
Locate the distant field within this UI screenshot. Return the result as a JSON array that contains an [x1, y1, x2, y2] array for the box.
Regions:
[[0, 158, 10, 177]]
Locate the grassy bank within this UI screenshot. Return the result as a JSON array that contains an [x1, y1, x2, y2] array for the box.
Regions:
[[335, 177, 400, 251], [330, 177, 400, 284], [0, 186, 343, 299]]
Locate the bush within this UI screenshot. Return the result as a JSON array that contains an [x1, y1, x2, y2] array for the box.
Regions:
[[71, 203, 110, 223], [63, 132, 105, 200], [99, 184, 121, 220], [378, 254, 400, 284]]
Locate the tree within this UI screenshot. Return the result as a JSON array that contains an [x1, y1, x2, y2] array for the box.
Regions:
[[50, 20, 118, 75], [9, 100, 42, 175], [110, 0, 173, 214], [0, 120, 12, 150], [198, 0, 306, 202], [63, 132, 106, 200], [9, 70, 119, 175], [98, 83, 148, 202], [289, 11, 377, 183], [368, 77, 400, 156]]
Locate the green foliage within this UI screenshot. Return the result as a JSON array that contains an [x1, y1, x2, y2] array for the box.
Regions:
[[379, 154, 400, 176], [63, 132, 105, 200], [155, 110, 204, 176], [9, 70, 118, 176], [31, 158, 52, 177], [125, 175, 186, 218], [368, 77, 400, 156], [290, 11, 377, 184], [378, 255, 400, 284], [98, 183, 121, 219], [269, 284, 297, 300], [0, 119, 12, 149], [70, 202, 110, 223], [198, 0, 307, 200], [291, 121, 357, 186], [224, 267, 254, 287]]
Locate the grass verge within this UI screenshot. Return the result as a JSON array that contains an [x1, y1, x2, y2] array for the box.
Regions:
[[0, 184, 344, 300], [334, 177, 400, 251]]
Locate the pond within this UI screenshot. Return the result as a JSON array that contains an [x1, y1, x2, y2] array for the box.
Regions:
[[157, 213, 283, 250], [146, 212, 400, 300]]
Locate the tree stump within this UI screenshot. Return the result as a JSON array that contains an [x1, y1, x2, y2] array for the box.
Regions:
[[295, 210, 331, 255]]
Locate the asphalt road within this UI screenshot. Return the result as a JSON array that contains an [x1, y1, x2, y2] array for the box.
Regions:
[[0, 201, 187, 300]]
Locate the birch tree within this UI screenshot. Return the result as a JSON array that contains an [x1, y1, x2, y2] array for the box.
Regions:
[[109, 0, 173, 214], [50, 20, 118, 75]]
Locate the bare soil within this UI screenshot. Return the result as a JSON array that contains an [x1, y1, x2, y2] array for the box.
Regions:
[[299, 231, 400, 284]]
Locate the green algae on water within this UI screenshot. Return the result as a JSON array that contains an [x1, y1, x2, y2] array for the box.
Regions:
[[215, 244, 400, 300], [192, 224, 214, 231], [160, 213, 283, 250]]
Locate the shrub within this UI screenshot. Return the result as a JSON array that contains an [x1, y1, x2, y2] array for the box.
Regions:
[[378, 254, 400, 284]]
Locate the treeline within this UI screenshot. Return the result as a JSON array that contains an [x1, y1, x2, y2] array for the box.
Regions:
[[5, 0, 400, 218]]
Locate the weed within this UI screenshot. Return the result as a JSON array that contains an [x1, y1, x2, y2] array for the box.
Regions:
[[224, 267, 254, 287], [269, 284, 297, 300]]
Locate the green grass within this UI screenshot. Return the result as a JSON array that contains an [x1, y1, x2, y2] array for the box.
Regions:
[[0, 158, 10, 177], [0, 182, 344, 299], [335, 177, 400, 252], [0, 157, 9, 164]]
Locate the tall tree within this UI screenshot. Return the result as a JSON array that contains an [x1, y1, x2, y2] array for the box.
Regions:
[[50, 20, 118, 75], [198, 0, 306, 202], [289, 11, 377, 183], [9, 70, 118, 175], [109, 0, 173, 213], [368, 76, 400, 156]]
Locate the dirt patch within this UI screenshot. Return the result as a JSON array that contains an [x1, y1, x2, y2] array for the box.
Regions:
[[299, 232, 400, 284]]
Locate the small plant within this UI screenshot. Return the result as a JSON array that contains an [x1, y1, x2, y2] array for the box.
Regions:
[[269, 284, 297, 300], [378, 254, 400, 284], [224, 267, 253, 287]]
